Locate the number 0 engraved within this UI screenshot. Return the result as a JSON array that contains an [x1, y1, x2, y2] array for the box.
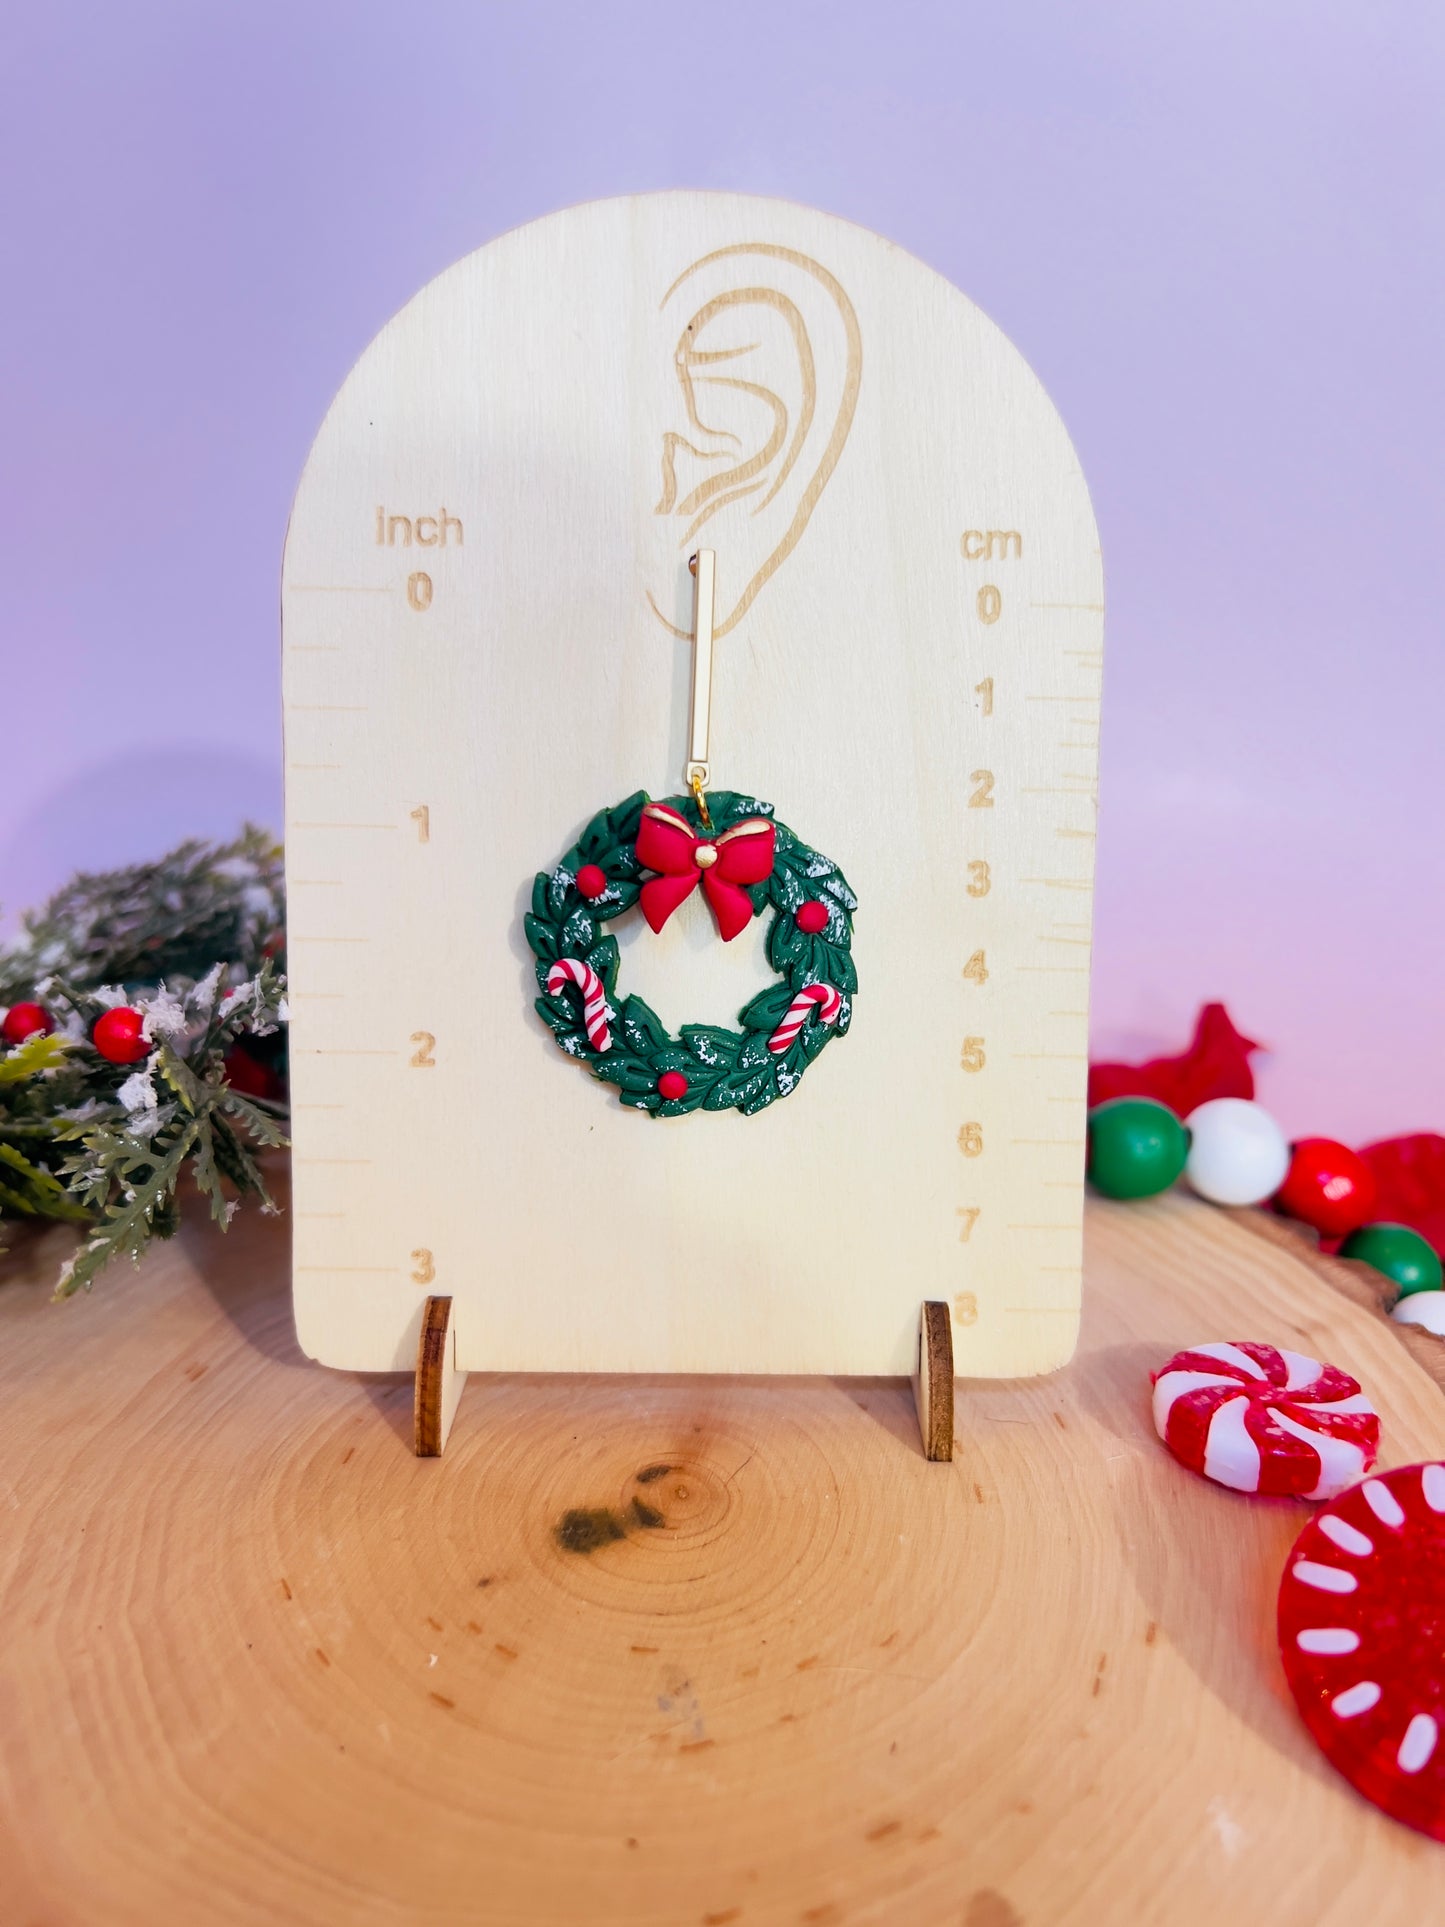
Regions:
[[962, 949, 988, 986], [960, 1037, 986, 1072], [955, 1212, 980, 1245], [411, 1248, 435, 1285], [957, 1122, 983, 1157], [407, 571, 433, 612], [954, 1289, 979, 1323], [968, 771, 995, 809], [967, 859, 991, 897], [410, 805, 430, 843], [977, 585, 1002, 624], [410, 1031, 437, 1067]]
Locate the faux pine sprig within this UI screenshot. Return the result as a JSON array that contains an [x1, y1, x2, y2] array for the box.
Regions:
[[0, 829, 289, 1298]]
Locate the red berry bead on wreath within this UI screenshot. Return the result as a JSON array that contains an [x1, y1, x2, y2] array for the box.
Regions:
[[525, 789, 856, 1118]]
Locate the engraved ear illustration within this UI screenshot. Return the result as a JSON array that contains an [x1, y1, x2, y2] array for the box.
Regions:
[[646, 242, 861, 639]]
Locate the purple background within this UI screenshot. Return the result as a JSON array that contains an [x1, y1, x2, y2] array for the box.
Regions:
[[4, 3, 1441, 1140]]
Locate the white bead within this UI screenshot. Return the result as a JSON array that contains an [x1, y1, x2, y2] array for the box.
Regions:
[[1183, 1097, 1291, 1206], [1391, 1291, 1445, 1336]]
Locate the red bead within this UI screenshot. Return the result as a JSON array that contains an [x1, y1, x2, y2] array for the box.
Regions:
[[1276, 1136, 1378, 1237], [2, 1001, 54, 1045], [657, 1070, 689, 1101], [92, 1007, 149, 1065], [576, 863, 608, 900], [795, 900, 829, 934]]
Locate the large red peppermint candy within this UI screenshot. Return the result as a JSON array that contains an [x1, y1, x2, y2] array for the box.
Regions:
[[1151, 1342, 1379, 1499], [1279, 1464, 1445, 1838]]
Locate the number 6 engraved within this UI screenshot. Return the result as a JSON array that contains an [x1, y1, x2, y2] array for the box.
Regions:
[[957, 1122, 983, 1157], [410, 1031, 436, 1067]]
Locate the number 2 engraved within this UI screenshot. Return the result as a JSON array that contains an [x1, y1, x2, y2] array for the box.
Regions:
[[975, 677, 994, 716], [962, 949, 988, 985], [967, 859, 991, 897], [960, 1037, 986, 1072], [968, 770, 995, 809], [410, 1031, 437, 1067], [955, 1211, 980, 1245], [977, 585, 1002, 624], [407, 571, 433, 612], [411, 1248, 435, 1285], [410, 804, 430, 843], [957, 1122, 983, 1157], [954, 1289, 979, 1323]]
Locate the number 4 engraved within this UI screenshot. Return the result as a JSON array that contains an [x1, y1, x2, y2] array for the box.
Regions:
[[962, 949, 988, 985]]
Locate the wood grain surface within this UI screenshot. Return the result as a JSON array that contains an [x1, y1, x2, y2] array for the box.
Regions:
[[3, 1183, 1445, 1926]]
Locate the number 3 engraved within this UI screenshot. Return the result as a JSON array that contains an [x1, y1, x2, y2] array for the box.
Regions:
[[967, 860, 991, 898], [410, 1031, 436, 1067], [411, 1248, 435, 1285]]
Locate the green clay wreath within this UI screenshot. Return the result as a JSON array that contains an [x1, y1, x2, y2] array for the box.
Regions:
[[525, 789, 857, 1118]]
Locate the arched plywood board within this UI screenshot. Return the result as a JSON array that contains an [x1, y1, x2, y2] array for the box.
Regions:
[[282, 192, 1103, 1380]]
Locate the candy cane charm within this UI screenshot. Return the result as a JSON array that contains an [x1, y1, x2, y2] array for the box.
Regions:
[[545, 959, 612, 1053], [768, 982, 843, 1056]]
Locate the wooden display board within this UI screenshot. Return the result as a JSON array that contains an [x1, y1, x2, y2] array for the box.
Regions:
[[281, 193, 1102, 1394]]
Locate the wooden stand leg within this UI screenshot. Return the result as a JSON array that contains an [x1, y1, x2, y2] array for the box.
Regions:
[[912, 1301, 954, 1462], [414, 1296, 468, 1457]]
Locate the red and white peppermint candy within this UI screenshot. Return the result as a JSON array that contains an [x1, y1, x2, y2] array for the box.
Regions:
[[1279, 1463, 1445, 1839], [544, 958, 612, 1053], [768, 982, 842, 1056], [1151, 1342, 1378, 1499]]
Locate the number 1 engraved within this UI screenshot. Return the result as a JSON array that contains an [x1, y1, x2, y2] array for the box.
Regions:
[[955, 1210, 980, 1244], [410, 805, 430, 843], [410, 1031, 437, 1067], [975, 677, 994, 716], [411, 1248, 435, 1285]]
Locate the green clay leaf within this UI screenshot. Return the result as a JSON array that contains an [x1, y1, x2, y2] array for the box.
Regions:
[[524, 913, 561, 962]]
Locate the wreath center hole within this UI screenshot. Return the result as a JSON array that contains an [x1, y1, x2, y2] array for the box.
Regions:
[[612, 884, 774, 1033]]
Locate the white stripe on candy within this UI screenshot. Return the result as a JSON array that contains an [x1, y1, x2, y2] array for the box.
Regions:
[[768, 982, 843, 1056], [545, 958, 613, 1053]]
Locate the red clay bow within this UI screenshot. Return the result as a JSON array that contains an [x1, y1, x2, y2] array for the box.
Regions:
[[635, 802, 776, 943]]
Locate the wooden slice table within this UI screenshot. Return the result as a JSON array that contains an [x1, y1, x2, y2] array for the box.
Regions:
[[3, 1185, 1443, 1925]]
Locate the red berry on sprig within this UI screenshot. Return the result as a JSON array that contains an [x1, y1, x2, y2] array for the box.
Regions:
[[795, 900, 829, 934], [1, 1001, 54, 1046], [576, 863, 609, 901], [657, 1071, 689, 1102], [92, 1007, 149, 1065]]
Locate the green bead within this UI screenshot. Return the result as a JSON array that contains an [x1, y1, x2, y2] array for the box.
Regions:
[[1340, 1222, 1443, 1296], [1087, 1097, 1189, 1200]]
